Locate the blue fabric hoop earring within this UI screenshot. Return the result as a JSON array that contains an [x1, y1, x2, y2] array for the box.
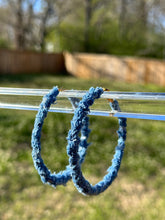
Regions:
[[67, 87, 127, 195], [31, 87, 90, 187]]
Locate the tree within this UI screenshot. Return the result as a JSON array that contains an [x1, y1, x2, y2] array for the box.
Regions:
[[0, 0, 56, 50], [119, 0, 128, 37], [48, 0, 165, 58], [0, 0, 165, 58], [53, 0, 114, 52]]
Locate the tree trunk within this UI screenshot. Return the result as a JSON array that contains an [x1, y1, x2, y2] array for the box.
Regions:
[[139, 0, 147, 29], [39, 1, 52, 51], [119, 0, 127, 37], [15, 0, 26, 49], [84, 0, 92, 51]]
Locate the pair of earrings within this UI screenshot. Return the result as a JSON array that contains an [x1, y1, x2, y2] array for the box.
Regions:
[[31, 87, 127, 196]]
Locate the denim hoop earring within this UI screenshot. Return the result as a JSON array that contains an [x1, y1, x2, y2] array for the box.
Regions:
[[31, 87, 91, 187], [67, 87, 127, 195]]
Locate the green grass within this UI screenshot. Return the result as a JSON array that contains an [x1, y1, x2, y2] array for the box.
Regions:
[[0, 74, 165, 220]]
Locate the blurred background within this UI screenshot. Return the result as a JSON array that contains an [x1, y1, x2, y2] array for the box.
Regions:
[[0, 0, 165, 57], [0, 1, 165, 220]]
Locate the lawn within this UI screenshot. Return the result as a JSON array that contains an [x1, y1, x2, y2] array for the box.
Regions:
[[0, 74, 165, 220]]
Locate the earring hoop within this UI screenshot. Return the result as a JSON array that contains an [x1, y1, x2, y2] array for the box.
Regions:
[[31, 87, 90, 187], [67, 87, 127, 195]]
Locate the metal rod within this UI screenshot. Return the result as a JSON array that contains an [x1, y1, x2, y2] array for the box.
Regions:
[[0, 103, 164, 121], [0, 87, 165, 100], [0, 87, 165, 121]]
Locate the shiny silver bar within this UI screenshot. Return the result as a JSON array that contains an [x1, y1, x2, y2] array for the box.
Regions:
[[0, 87, 165, 121], [0, 87, 165, 100]]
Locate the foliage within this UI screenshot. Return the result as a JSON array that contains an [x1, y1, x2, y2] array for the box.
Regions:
[[0, 0, 56, 51], [0, 74, 165, 219], [0, 1, 165, 58], [0, 38, 9, 49], [47, 0, 165, 58]]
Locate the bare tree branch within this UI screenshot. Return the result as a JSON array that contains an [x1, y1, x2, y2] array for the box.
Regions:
[[93, 0, 111, 11]]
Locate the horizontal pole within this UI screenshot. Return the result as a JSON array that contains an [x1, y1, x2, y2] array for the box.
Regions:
[[0, 103, 165, 121], [0, 87, 165, 121], [0, 87, 165, 100]]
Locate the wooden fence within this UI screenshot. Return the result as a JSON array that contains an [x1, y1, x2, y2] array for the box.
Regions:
[[65, 52, 165, 86], [0, 50, 65, 74], [0, 50, 165, 86]]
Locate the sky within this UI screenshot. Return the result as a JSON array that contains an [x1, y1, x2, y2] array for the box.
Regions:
[[0, 0, 42, 12], [33, 0, 42, 12]]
